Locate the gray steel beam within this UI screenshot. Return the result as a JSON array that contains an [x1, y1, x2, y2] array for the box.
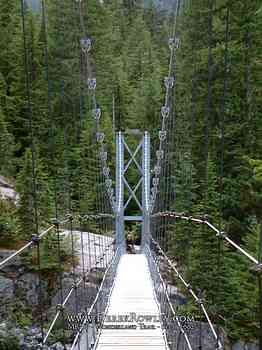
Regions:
[[142, 131, 150, 249], [115, 131, 151, 252], [115, 132, 125, 252]]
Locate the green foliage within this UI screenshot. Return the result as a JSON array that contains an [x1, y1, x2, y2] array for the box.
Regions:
[[16, 148, 52, 239], [172, 0, 262, 343], [0, 0, 261, 344], [0, 336, 20, 350], [0, 109, 16, 177]]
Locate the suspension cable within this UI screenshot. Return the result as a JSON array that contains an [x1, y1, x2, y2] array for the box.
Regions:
[[152, 211, 259, 265], [150, 0, 181, 213], [216, 5, 230, 347]]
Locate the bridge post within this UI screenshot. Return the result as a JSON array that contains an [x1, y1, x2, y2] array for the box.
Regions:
[[115, 130, 150, 252], [115, 131, 125, 252], [142, 131, 150, 249]]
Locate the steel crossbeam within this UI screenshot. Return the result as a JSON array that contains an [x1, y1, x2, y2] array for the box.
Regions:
[[115, 131, 151, 251]]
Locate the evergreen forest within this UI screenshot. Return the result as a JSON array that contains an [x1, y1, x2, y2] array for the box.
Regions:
[[0, 0, 262, 347]]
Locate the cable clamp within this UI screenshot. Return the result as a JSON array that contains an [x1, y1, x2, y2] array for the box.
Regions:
[[257, 263, 262, 272], [87, 78, 96, 90], [66, 213, 74, 221], [80, 37, 92, 53], [92, 107, 101, 121], [31, 234, 40, 245], [250, 263, 262, 274], [50, 217, 60, 226], [56, 303, 64, 312], [159, 130, 167, 141], [161, 105, 170, 119], [216, 231, 225, 239], [199, 214, 207, 223], [72, 281, 78, 290], [186, 283, 191, 290], [78, 214, 84, 223], [197, 298, 204, 305], [164, 76, 175, 89], [168, 37, 180, 50]]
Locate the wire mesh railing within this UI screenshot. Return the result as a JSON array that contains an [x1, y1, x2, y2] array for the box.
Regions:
[[0, 214, 116, 348], [146, 235, 225, 350], [70, 247, 121, 350], [145, 244, 194, 350]]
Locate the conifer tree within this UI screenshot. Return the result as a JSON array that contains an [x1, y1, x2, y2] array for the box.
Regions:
[[16, 148, 52, 239], [0, 108, 15, 177]]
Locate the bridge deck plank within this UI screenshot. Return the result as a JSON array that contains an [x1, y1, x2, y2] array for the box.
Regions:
[[96, 254, 167, 350]]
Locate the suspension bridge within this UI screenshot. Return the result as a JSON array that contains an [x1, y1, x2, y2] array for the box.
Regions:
[[0, 128, 260, 350], [0, 0, 261, 349]]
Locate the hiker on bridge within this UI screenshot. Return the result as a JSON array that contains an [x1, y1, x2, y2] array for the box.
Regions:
[[126, 232, 135, 254]]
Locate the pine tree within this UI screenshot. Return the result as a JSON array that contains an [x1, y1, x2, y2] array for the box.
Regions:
[[0, 108, 15, 177], [16, 148, 52, 239], [78, 117, 99, 216], [188, 157, 226, 310]]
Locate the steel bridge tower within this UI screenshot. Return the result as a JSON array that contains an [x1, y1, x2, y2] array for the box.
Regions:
[[115, 131, 150, 252]]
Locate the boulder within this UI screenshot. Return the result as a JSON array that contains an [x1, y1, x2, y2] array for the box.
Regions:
[[51, 342, 64, 350], [14, 272, 49, 306], [0, 275, 13, 299], [52, 277, 98, 314], [0, 175, 19, 203], [232, 341, 258, 350]]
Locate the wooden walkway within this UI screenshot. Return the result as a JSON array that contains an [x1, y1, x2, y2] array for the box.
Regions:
[[96, 254, 168, 350]]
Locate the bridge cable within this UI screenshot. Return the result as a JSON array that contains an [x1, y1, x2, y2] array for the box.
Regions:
[[73, 0, 90, 316], [216, 4, 230, 347], [42, 1, 84, 344], [150, 235, 222, 348], [20, 0, 44, 342], [150, 0, 181, 213], [153, 212, 259, 265], [76, 0, 116, 214]]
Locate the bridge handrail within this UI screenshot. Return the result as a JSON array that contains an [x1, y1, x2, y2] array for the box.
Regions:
[[145, 245, 194, 350], [152, 211, 259, 265], [149, 236, 223, 350], [70, 247, 121, 349], [0, 224, 57, 269], [43, 239, 115, 344], [0, 212, 116, 270]]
